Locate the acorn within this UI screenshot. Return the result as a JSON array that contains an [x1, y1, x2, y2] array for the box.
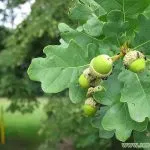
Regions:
[[82, 97, 97, 117], [123, 50, 146, 73], [79, 74, 90, 88], [79, 68, 100, 88], [90, 54, 113, 78]]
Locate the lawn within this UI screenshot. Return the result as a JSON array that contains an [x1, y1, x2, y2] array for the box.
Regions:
[[0, 98, 48, 149]]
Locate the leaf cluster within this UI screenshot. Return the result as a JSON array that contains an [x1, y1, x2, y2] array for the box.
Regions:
[[28, 0, 150, 142]]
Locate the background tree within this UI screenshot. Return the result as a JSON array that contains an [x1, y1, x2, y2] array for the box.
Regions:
[[0, 0, 73, 112]]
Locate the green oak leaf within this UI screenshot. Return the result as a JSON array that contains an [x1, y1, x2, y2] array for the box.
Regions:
[[91, 107, 115, 139], [94, 65, 123, 106], [27, 40, 89, 96], [118, 69, 150, 122], [134, 124, 150, 150], [59, 23, 100, 50], [58, 23, 120, 59], [58, 23, 74, 33], [132, 15, 150, 55], [143, 5, 150, 18], [134, 124, 150, 148], [59, 38, 69, 48], [80, 0, 106, 17], [102, 10, 138, 46], [83, 16, 103, 37], [95, 0, 150, 17], [69, 0, 106, 22], [69, 83, 87, 103], [69, 3, 92, 22], [87, 43, 99, 59], [103, 10, 127, 37], [102, 103, 148, 142]]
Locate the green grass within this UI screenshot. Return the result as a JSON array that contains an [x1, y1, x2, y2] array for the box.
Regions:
[[0, 98, 47, 141]]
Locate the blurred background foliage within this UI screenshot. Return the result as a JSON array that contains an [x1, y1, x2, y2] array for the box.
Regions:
[[0, 0, 73, 112], [37, 96, 112, 150]]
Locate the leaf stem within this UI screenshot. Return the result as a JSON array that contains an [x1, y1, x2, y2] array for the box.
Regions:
[[123, 0, 126, 23], [116, 35, 121, 47], [133, 40, 150, 50], [122, 0, 127, 37], [77, 64, 90, 68]]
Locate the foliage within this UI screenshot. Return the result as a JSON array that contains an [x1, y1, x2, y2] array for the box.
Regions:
[[0, 26, 11, 50], [0, 0, 74, 112], [0, 0, 73, 68], [28, 0, 150, 143], [134, 124, 150, 150], [38, 95, 112, 150]]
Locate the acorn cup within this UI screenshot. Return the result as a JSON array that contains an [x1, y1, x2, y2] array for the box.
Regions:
[[86, 85, 105, 97]]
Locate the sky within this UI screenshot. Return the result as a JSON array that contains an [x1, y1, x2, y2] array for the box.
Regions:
[[0, 0, 35, 28]]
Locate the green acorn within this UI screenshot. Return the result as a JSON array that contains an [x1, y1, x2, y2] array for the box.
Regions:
[[90, 54, 113, 78], [82, 97, 97, 117], [123, 50, 146, 73], [79, 68, 100, 88], [78, 74, 90, 88]]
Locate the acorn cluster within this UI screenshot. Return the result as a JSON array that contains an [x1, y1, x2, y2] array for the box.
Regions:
[[79, 54, 113, 117], [79, 50, 147, 117]]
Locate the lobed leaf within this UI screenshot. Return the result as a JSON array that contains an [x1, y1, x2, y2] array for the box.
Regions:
[[91, 107, 115, 139], [83, 16, 103, 37], [134, 124, 150, 147], [102, 103, 148, 142], [69, 0, 106, 22], [133, 15, 150, 55], [28, 40, 89, 95], [94, 64, 123, 106], [118, 69, 150, 122], [69, 83, 87, 103], [95, 0, 150, 17]]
